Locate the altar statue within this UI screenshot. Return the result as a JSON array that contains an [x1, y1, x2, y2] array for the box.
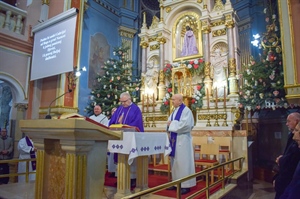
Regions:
[[181, 26, 198, 56], [142, 61, 159, 99], [211, 49, 228, 97]]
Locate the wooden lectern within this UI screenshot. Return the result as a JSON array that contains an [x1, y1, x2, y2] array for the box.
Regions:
[[19, 118, 121, 199]]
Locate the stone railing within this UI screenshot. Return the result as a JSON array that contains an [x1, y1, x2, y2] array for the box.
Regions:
[[0, 1, 27, 35]]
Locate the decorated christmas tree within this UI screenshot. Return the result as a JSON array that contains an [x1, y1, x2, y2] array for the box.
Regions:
[[238, 2, 287, 110], [86, 45, 141, 117]]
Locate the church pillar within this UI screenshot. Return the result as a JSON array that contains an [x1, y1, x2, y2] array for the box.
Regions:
[[202, 26, 213, 99], [40, 0, 49, 22], [158, 37, 166, 70], [157, 37, 166, 100], [140, 41, 149, 98], [226, 20, 238, 96]]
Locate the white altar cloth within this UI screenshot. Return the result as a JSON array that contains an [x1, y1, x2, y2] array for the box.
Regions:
[[108, 132, 172, 165]]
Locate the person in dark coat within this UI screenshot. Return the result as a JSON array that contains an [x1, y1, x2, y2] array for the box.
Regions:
[[273, 112, 300, 199], [280, 121, 300, 199]]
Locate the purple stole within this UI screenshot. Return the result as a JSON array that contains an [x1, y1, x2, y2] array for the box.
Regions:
[[169, 103, 185, 157], [25, 136, 36, 170]]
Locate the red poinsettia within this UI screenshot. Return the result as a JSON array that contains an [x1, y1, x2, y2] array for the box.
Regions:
[[193, 64, 199, 69], [191, 99, 196, 104], [196, 85, 202, 91], [167, 88, 172, 93], [199, 59, 203, 63], [164, 101, 169, 105]]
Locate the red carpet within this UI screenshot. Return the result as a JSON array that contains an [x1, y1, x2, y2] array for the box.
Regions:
[[104, 171, 223, 198]]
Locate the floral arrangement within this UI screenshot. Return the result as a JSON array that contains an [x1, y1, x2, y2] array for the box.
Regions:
[[191, 83, 205, 111], [160, 83, 172, 114], [160, 58, 206, 113], [163, 58, 205, 79]]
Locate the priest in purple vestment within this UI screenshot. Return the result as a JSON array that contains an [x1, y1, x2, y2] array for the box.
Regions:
[[109, 92, 144, 132], [181, 26, 198, 57]]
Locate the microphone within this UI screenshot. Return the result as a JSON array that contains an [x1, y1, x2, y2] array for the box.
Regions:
[[45, 89, 72, 119]]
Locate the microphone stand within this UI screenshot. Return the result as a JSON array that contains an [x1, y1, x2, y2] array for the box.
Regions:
[[45, 89, 72, 119]]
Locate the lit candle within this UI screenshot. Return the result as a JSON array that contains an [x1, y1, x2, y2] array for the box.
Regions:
[[206, 88, 209, 110], [223, 86, 226, 108], [153, 93, 155, 112]]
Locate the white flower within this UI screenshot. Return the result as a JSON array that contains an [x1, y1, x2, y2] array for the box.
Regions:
[[163, 97, 166, 102], [196, 90, 200, 95], [246, 90, 250, 96], [173, 63, 179, 67], [187, 64, 192, 68], [194, 59, 198, 64], [90, 96, 94, 100], [196, 96, 200, 100], [166, 93, 170, 99]]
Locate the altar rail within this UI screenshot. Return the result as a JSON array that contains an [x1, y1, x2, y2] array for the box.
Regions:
[[0, 158, 36, 183], [122, 157, 245, 199]]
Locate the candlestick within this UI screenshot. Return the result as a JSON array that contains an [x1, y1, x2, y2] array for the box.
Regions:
[[147, 94, 149, 112], [142, 94, 144, 112], [223, 86, 226, 108], [215, 87, 218, 108]]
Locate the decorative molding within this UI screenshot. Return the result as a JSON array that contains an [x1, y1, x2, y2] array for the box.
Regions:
[[212, 28, 226, 37], [150, 44, 160, 51], [211, 20, 225, 27]]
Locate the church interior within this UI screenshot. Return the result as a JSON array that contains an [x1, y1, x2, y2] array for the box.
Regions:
[[1, 0, 300, 198]]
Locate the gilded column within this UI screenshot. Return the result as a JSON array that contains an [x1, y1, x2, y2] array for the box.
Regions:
[[159, 0, 164, 22], [226, 19, 238, 96], [33, 138, 45, 199], [60, 140, 95, 199], [157, 37, 167, 100]]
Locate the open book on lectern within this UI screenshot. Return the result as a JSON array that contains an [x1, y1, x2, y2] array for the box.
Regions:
[[58, 113, 109, 129], [109, 124, 140, 132]]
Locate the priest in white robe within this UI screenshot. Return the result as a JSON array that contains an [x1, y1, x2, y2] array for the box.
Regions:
[[18, 136, 36, 183], [166, 94, 196, 194], [89, 105, 109, 126]]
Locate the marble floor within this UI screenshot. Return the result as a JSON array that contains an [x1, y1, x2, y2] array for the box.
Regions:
[[0, 179, 275, 199]]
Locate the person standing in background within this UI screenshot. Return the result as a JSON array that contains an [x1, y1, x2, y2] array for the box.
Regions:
[[18, 135, 37, 183], [273, 112, 300, 198], [0, 127, 13, 184], [166, 94, 196, 194], [90, 105, 109, 126], [280, 121, 300, 199]]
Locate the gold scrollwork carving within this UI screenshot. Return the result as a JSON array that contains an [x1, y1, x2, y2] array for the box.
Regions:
[[166, 6, 172, 13], [145, 116, 168, 122], [198, 113, 226, 120], [159, 69, 165, 83], [197, 0, 203, 3], [228, 58, 237, 76], [157, 37, 166, 44], [150, 44, 160, 51], [225, 20, 235, 28], [202, 26, 211, 34], [204, 62, 211, 79], [119, 30, 135, 38], [149, 36, 157, 42], [211, 20, 225, 27], [212, 28, 226, 37], [140, 41, 149, 49]]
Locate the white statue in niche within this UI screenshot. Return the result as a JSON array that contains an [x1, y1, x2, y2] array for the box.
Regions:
[[143, 59, 159, 99], [211, 48, 228, 98]]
